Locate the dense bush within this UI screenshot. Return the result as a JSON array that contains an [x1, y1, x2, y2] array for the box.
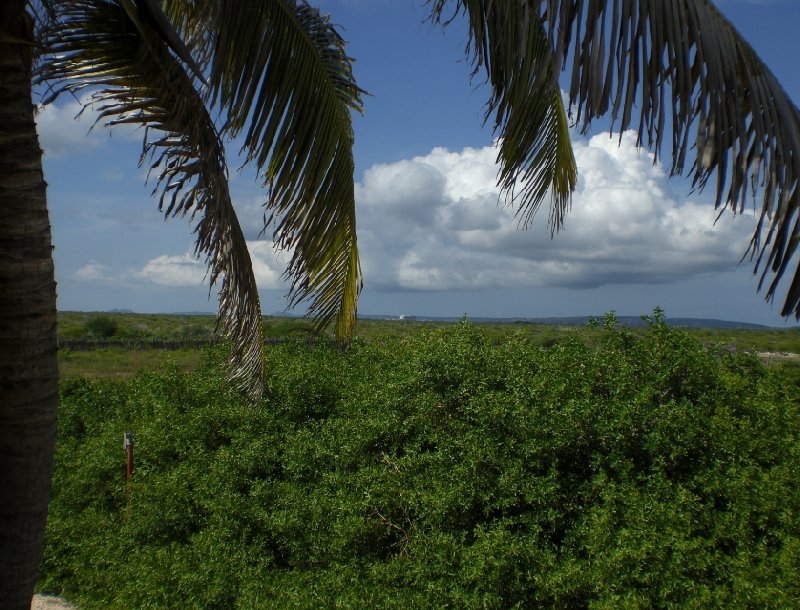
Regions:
[[40, 319, 800, 608], [84, 315, 119, 338]]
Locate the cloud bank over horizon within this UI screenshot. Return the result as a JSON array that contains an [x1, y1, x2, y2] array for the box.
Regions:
[[73, 241, 286, 291], [356, 131, 756, 293], [55, 115, 761, 314]]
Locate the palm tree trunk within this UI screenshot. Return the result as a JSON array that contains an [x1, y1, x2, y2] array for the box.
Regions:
[[0, 5, 60, 609]]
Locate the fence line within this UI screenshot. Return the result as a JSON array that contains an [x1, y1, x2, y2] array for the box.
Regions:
[[57, 338, 220, 351], [57, 337, 329, 351]]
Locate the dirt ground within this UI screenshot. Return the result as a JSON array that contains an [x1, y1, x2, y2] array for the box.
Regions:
[[31, 594, 77, 610]]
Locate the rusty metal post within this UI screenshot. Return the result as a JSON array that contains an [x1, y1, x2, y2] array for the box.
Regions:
[[124, 431, 134, 523]]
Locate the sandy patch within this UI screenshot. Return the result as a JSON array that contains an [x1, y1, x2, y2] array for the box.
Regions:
[[758, 351, 800, 362], [31, 594, 77, 610]]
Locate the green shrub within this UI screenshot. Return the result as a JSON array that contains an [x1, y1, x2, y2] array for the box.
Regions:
[[39, 321, 800, 608], [84, 315, 119, 338]]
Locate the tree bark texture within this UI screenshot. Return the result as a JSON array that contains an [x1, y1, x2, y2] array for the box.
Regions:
[[0, 5, 60, 609]]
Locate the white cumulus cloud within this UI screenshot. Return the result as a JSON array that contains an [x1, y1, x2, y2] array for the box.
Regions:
[[356, 131, 756, 292], [73, 261, 110, 282], [36, 98, 104, 158], [136, 253, 207, 287], [134, 241, 287, 289], [247, 241, 286, 289], [36, 95, 141, 158]]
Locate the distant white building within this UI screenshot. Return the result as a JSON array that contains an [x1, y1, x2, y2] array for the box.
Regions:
[[398, 315, 417, 321]]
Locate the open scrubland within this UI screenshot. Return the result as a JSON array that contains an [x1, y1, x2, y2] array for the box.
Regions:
[[56, 311, 800, 379], [38, 314, 800, 608]]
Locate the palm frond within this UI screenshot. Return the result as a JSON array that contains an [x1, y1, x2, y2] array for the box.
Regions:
[[434, 0, 800, 318], [194, 0, 364, 340], [544, 0, 800, 317], [430, 0, 577, 233], [128, 0, 206, 82], [37, 0, 265, 398]]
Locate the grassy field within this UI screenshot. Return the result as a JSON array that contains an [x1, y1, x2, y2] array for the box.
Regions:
[[57, 311, 800, 380], [58, 348, 204, 379]]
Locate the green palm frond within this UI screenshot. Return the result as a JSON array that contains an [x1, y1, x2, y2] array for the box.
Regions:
[[542, 0, 800, 317], [430, 0, 577, 233], [437, 0, 800, 318], [37, 0, 265, 398], [189, 0, 364, 340]]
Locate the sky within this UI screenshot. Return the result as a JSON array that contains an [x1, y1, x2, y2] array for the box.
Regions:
[[37, 0, 800, 326]]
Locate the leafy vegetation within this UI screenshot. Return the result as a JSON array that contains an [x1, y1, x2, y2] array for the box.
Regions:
[[59, 313, 218, 341], [84, 316, 119, 338], [40, 318, 799, 608], [56, 312, 800, 383]]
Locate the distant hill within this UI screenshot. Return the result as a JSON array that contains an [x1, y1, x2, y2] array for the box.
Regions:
[[359, 314, 776, 330], [69, 309, 790, 330]]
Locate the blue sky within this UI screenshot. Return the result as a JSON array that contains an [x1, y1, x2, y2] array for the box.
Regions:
[[38, 0, 800, 325]]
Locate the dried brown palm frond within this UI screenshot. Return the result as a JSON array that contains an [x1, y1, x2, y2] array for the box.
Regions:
[[35, 0, 366, 397], [37, 0, 265, 398]]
